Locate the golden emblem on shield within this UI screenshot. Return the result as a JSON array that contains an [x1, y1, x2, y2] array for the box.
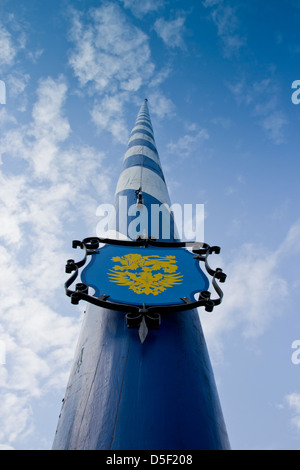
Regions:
[[108, 253, 183, 296]]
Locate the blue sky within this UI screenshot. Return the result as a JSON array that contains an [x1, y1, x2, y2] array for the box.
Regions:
[[0, 0, 300, 450]]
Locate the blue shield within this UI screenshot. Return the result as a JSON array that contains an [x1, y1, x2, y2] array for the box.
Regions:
[[81, 244, 209, 307]]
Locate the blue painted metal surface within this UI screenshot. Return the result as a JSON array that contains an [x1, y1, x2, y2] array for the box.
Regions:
[[52, 100, 230, 450]]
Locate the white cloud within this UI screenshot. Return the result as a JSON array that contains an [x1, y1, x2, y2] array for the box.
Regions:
[[286, 393, 300, 413], [1, 76, 108, 192], [0, 185, 81, 444], [91, 93, 130, 144], [262, 111, 287, 145], [0, 174, 26, 244], [0, 24, 17, 67], [285, 393, 300, 431], [0, 393, 33, 445], [154, 16, 186, 49], [203, 0, 222, 6], [67, 4, 177, 142], [167, 126, 209, 158], [6, 72, 30, 98], [0, 19, 30, 113], [31, 77, 70, 142], [0, 444, 15, 450], [149, 65, 173, 88], [0, 108, 16, 126], [0, 74, 112, 447], [147, 90, 176, 119], [68, 4, 159, 140], [280, 219, 300, 254], [201, 220, 300, 360], [120, 0, 164, 18], [202, 0, 245, 57], [1, 76, 71, 179], [69, 4, 154, 94], [0, 15, 27, 70], [228, 77, 287, 144]]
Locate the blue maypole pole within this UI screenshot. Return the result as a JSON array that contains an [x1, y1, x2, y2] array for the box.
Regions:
[[52, 100, 230, 450]]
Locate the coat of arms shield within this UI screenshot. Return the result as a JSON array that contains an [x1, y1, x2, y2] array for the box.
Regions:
[[81, 244, 209, 307]]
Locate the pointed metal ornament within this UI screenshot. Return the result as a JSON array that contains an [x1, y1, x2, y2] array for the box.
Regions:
[[138, 316, 149, 344]]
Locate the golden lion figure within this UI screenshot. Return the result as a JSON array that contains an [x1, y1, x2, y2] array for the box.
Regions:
[[108, 253, 183, 296]]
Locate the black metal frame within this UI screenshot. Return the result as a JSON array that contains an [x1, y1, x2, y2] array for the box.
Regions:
[[65, 237, 226, 339]]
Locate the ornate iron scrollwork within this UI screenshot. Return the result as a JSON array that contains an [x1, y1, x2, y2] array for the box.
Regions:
[[64, 237, 227, 343], [126, 305, 161, 344]]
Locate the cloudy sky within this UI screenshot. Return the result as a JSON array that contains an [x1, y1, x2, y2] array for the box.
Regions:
[[0, 0, 300, 450]]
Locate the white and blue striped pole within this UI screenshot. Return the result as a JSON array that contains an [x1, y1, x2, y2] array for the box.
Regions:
[[112, 99, 176, 242], [52, 100, 230, 450]]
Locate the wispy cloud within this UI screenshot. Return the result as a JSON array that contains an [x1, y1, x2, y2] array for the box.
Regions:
[[69, 4, 154, 94], [285, 393, 300, 431], [68, 3, 176, 142], [120, 0, 164, 18], [167, 124, 209, 158], [0, 15, 27, 70], [0, 75, 111, 447], [0, 24, 18, 67], [68, 3, 158, 142], [154, 16, 186, 49], [0, 20, 30, 113], [202, 0, 245, 57], [228, 77, 287, 144], [1, 76, 71, 179], [147, 90, 176, 119], [6, 71, 30, 98], [91, 92, 130, 144], [148, 65, 173, 88], [201, 219, 300, 361], [1, 76, 108, 189]]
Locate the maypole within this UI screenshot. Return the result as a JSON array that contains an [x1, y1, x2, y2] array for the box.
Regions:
[[52, 100, 230, 450]]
